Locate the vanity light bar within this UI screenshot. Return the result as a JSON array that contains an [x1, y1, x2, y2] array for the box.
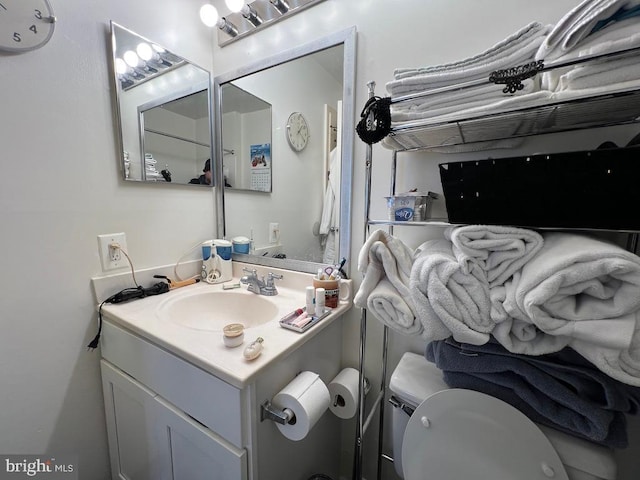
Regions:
[[211, 0, 327, 47]]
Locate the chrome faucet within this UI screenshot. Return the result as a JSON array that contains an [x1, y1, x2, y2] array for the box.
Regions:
[[240, 268, 283, 296]]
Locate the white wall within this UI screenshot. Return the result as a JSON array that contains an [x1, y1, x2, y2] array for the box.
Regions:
[[0, 0, 216, 477], [2, 1, 638, 479], [210, 1, 640, 479]]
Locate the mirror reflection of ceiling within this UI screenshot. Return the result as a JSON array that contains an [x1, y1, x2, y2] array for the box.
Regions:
[[110, 22, 213, 187], [221, 83, 273, 191]]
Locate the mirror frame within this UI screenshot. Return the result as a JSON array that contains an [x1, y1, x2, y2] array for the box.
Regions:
[[213, 27, 356, 274], [109, 21, 215, 187]]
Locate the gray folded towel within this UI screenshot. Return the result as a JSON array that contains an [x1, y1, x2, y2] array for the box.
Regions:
[[426, 338, 640, 448]]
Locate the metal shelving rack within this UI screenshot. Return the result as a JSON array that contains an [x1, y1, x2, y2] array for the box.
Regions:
[[353, 47, 640, 480]]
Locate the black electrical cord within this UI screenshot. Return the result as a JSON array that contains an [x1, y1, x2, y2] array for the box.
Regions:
[[86, 283, 170, 351]]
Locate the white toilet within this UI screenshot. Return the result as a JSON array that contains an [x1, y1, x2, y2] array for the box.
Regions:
[[389, 352, 617, 480]]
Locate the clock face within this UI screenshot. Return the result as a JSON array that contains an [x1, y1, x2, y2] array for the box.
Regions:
[[286, 112, 309, 152], [0, 0, 56, 53]]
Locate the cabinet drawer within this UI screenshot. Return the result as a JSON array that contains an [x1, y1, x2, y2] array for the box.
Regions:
[[101, 321, 244, 447]]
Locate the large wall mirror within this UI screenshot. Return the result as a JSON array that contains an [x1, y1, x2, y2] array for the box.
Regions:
[[110, 22, 214, 186], [214, 27, 356, 274]]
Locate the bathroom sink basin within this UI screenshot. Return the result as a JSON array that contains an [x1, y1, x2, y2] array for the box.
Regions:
[[157, 290, 279, 331]]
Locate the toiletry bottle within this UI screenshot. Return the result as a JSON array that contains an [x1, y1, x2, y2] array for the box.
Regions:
[[306, 286, 316, 315], [315, 287, 326, 316]]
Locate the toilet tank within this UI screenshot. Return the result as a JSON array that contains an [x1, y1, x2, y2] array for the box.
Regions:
[[388, 352, 617, 480], [389, 352, 449, 478]]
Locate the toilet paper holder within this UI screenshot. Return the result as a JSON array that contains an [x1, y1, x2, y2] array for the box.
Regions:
[[260, 400, 295, 425]]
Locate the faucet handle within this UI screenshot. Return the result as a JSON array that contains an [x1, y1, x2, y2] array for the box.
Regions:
[[266, 272, 283, 285], [242, 267, 258, 277]]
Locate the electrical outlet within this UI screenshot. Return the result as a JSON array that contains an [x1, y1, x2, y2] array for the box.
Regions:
[[98, 233, 128, 271]]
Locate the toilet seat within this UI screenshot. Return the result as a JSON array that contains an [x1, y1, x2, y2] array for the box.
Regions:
[[402, 388, 569, 480]]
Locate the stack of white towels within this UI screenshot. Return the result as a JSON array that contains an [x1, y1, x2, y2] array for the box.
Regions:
[[144, 153, 164, 181], [354, 226, 640, 387], [383, 0, 640, 149], [536, 0, 640, 98], [385, 22, 553, 132]]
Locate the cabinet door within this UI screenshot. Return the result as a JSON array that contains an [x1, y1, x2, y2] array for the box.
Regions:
[[101, 360, 161, 480], [101, 360, 248, 480], [151, 395, 248, 480]]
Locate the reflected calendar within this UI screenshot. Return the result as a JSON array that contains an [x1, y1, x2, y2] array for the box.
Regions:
[[250, 143, 271, 192]]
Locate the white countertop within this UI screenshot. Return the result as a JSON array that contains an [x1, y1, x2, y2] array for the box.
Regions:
[[98, 262, 352, 388]]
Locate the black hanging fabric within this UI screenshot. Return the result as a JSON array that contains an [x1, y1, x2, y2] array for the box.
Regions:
[[356, 96, 392, 145]]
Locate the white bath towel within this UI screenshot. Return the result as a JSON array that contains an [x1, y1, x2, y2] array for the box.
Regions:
[[503, 232, 640, 345], [444, 225, 544, 288], [390, 81, 537, 123], [366, 278, 423, 336], [354, 230, 417, 333], [388, 90, 553, 131], [536, 0, 640, 61], [410, 239, 492, 345], [394, 23, 548, 78], [387, 22, 550, 96], [541, 16, 640, 91], [491, 279, 583, 355], [572, 317, 640, 386]]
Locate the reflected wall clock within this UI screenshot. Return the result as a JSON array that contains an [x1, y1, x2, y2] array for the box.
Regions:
[[286, 112, 309, 152]]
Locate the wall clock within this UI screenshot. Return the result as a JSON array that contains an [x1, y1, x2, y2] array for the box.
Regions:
[[286, 112, 309, 152], [0, 0, 56, 53]]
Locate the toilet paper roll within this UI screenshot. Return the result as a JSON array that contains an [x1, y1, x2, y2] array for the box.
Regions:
[[328, 368, 360, 419], [272, 371, 330, 441]]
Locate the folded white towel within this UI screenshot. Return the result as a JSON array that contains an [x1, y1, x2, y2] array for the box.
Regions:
[[389, 90, 553, 130], [366, 278, 423, 336], [410, 239, 491, 345], [541, 16, 640, 90], [571, 316, 640, 386], [388, 22, 550, 95], [383, 90, 553, 152], [558, 55, 640, 92], [536, 0, 640, 61], [503, 232, 640, 344], [489, 282, 572, 355], [444, 225, 544, 288], [354, 230, 417, 331], [390, 81, 537, 123]]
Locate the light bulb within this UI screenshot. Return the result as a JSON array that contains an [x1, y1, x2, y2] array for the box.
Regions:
[[225, 0, 245, 13], [115, 58, 128, 75], [136, 42, 153, 61], [123, 50, 140, 68], [200, 4, 220, 27]]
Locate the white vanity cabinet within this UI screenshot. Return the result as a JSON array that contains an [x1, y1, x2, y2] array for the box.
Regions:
[[99, 306, 346, 480], [101, 360, 247, 480], [100, 321, 249, 480]]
